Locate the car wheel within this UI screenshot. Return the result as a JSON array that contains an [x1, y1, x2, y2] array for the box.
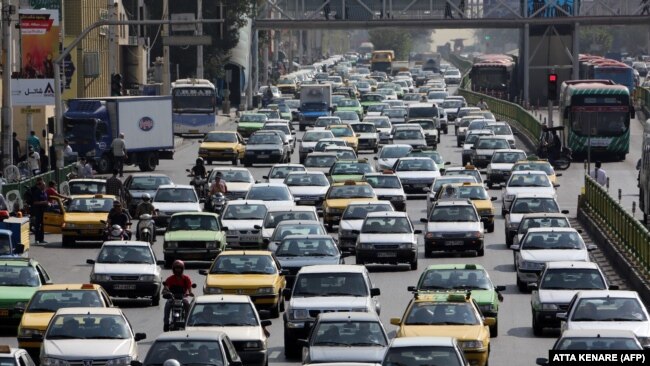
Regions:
[[505, 233, 513, 247], [62, 236, 74, 247], [356, 256, 364, 265], [284, 332, 300, 359], [487, 181, 493, 189], [477, 246, 485, 256], [517, 277, 527, 292], [232, 158, 238, 166], [490, 318, 498, 337], [410, 258, 418, 270], [487, 222, 494, 233], [270, 296, 281, 319], [151, 292, 161, 306], [532, 313, 543, 336]]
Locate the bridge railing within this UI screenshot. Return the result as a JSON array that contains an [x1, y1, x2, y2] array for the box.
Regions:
[[636, 86, 650, 117], [583, 174, 650, 276], [1, 164, 76, 208]]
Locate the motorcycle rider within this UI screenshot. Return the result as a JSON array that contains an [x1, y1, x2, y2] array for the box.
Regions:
[[209, 172, 228, 196], [106, 200, 131, 240], [189, 158, 207, 199], [162, 260, 194, 332], [135, 193, 156, 241], [539, 125, 562, 161]]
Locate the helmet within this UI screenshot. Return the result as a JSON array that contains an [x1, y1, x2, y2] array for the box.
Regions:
[[196, 157, 204, 165], [163, 360, 181, 366], [142, 193, 151, 202], [172, 260, 185, 271], [110, 224, 123, 237]]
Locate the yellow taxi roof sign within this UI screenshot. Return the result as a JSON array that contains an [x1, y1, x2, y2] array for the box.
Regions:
[[81, 283, 95, 289], [344, 180, 357, 185], [94, 194, 104, 198], [0, 345, 10, 353]]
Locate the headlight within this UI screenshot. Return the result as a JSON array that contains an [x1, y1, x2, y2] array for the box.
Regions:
[[257, 287, 274, 294], [459, 340, 485, 349], [139, 275, 158, 282], [292, 309, 310, 319], [465, 231, 482, 238], [478, 208, 494, 215], [43, 359, 70, 366], [204, 287, 223, 294], [399, 242, 415, 249], [106, 357, 132, 366], [242, 341, 263, 350], [165, 241, 177, 249], [392, 196, 405, 201], [223, 148, 234, 152], [339, 229, 355, 237], [18, 328, 43, 337], [541, 303, 559, 311], [14, 301, 26, 309], [92, 274, 111, 282], [198, 148, 208, 154], [65, 223, 77, 229], [273, 149, 283, 154], [425, 232, 443, 239], [638, 337, 650, 348], [478, 304, 497, 313], [505, 194, 515, 201], [519, 261, 544, 271], [207, 241, 219, 249], [357, 243, 373, 250]]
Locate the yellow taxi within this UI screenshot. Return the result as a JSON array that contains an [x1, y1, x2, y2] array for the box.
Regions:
[[327, 125, 359, 152], [511, 159, 560, 185], [16, 284, 112, 358], [200, 251, 286, 318], [43, 195, 117, 247], [322, 181, 377, 231], [390, 292, 494, 366], [198, 131, 246, 165], [435, 182, 496, 233], [444, 164, 483, 184]]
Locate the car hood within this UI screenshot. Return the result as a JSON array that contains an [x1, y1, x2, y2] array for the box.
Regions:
[[184, 326, 263, 341], [128, 190, 159, 199], [305, 167, 332, 174], [427, 222, 481, 232], [165, 230, 224, 241], [64, 212, 109, 224], [359, 233, 415, 243], [358, 133, 378, 139], [201, 142, 238, 150], [505, 187, 555, 196], [308, 346, 386, 363], [290, 296, 369, 309], [375, 158, 398, 169], [0, 286, 39, 303], [246, 144, 283, 151], [326, 198, 376, 209], [392, 139, 427, 146], [373, 188, 404, 197], [301, 141, 318, 149], [340, 219, 363, 231], [508, 213, 525, 226], [43, 339, 134, 358], [566, 321, 650, 337], [93, 263, 159, 276], [226, 182, 253, 192], [20, 312, 55, 330], [520, 250, 589, 262], [206, 274, 278, 287], [395, 171, 440, 179], [278, 256, 341, 268], [289, 186, 329, 196], [154, 202, 201, 213], [489, 163, 514, 171], [400, 325, 484, 339], [538, 289, 581, 304], [221, 220, 262, 230]]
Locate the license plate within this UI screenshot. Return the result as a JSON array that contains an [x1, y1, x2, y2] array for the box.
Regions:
[[446, 241, 464, 246], [240, 235, 259, 242], [300, 200, 316, 205], [377, 252, 397, 257], [0, 309, 8, 316], [114, 284, 136, 290], [189, 129, 199, 133], [258, 154, 269, 159]]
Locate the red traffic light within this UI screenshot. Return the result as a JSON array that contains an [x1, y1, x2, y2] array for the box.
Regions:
[[548, 74, 558, 82]]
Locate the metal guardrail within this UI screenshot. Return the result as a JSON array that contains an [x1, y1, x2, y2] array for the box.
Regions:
[[583, 174, 650, 276], [448, 53, 473, 75], [636, 86, 650, 116], [1, 164, 76, 207]]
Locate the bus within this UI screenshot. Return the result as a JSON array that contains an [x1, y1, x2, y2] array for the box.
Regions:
[[371, 50, 395, 73], [469, 54, 518, 101], [358, 42, 374, 54], [559, 80, 635, 161], [171, 78, 217, 136], [639, 119, 650, 224], [578, 55, 636, 93]]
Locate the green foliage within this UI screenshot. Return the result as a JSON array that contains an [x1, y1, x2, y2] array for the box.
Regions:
[[579, 26, 613, 53], [368, 29, 413, 59]]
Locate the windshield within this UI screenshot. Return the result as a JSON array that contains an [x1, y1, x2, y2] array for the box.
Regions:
[[222, 204, 267, 220], [408, 151, 444, 163], [0, 265, 39, 287], [540, 269, 606, 290], [247, 186, 291, 201], [330, 128, 354, 137], [97, 245, 153, 264], [270, 166, 306, 179], [129, 176, 171, 190], [476, 139, 510, 149], [492, 151, 526, 163], [69, 181, 106, 195], [337, 100, 360, 107], [556, 337, 642, 351], [520, 217, 570, 233], [408, 107, 438, 118], [328, 185, 375, 199], [342, 204, 392, 220], [277, 237, 338, 257], [413, 120, 437, 130], [394, 130, 425, 140], [405, 302, 479, 325], [449, 186, 490, 200], [332, 163, 372, 175], [521, 232, 584, 250], [432, 177, 476, 193], [511, 198, 559, 213], [204, 132, 237, 143], [362, 216, 411, 233], [303, 131, 334, 142], [395, 159, 436, 172], [571, 298, 647, 322], [384, 346, 462, 366], [473, 68, 508, 89], [172, 87, 215, 112], [46, 314, 130, 339], [64, 118, 97, 145], [311, 321, 387, 347], [443, 100, 464, 108], [210, 255, 276, 275], [571, 111, 629, 136], [187, 302, 258, 327], [168, 215, 219, 231], [248, 134, 282, 145], [213, 170, 252, 183], [445, 170, 481, 182], [302, 102, 328, 112], [315, 119, 341, 128], [508, 174, 551, 188], [293, 273, 368, 297], [144, 340, 224, 366], [428, 92, 448, 100], [365, 175, 401, 189], [380, 146, 412, 159], [262, 125, 290, 135], [513, 163, 555, 175], [465, 134, 489, 144], [304, 155, 337, 168], [285, 173, 329, 187], [429, 206, 478, 222], [334, 112, 359, 121], [155, 188, 197, 203], [362, 95, 384, 102], [420, 269, 492, 290], [383, 109, 407, 118], [490, 125, 513, 136], [264, 211, 317, 228], [67, 198, 113, 213], [239, 114, 266, 123], [27, 290, 103, 312], [366, 104, 387, 112], [351, 124, 376, 133]]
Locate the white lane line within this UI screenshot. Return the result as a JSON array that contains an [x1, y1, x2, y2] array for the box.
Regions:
[[270, 351, 280, 359]]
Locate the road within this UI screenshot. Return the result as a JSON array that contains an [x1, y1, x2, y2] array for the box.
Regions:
[[1, 87, 636, 365]]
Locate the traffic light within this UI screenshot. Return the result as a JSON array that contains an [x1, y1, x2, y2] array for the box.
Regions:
[[547, 73, 558, 101], [111, 73, 123, 96]]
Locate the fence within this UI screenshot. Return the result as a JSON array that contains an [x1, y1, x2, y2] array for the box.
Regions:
[[583, 174, 650, 276], [1, 164, 76, 208], [637, 86, 650, 117]]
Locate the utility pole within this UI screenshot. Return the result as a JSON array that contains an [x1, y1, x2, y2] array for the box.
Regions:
[[108, 0, 118, 78], [1, 2, 15, 169], [161, 0, 170, 94], [196, 0, 204, 78]]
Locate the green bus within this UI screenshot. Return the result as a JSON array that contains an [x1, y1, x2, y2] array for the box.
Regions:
[[639, 117, 650, 224], [559, 80, 635, 161]]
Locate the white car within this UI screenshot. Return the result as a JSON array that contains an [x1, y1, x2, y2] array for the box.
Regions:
[[421, 200, 484, 257], [303, 152, 339, 174], [461, 129, 494, 165], [259, 206, 319, 242], [39, 307, 145, 366], [284, 171, 330, 208], [363, 116, 393, 144], [488, 121, 516, 148], [208, 168, 256, 201], [426, 90, 448, 105], [355, 211, 420, 270], [408, 119, 440, 147], [220, 200, 268, 249], [87, 241, 163, 305], [515, 212, 572, 246], [350, 122, 379, 152], [363, 173, 406, 211], [264, 164, 306, 184], [501, 171, 558, 216], [337, 201, 395, 252], [385, 100, 406, 109], [265, 220, 327, 252], [504, 193, 565, 247], [299, 130, 335, 163], [313, 116, 344, 130], [470, 136, 512, 168], [245, 183, 295, 209], [152, 184, 202, 228], [425, 176, 477, 214], [392, 157, 441, 193], [324, 146, 358, 161], [443, 69, 462, 84], [558, 290, 650, 348], [391, 125, 428, 149], [377, 88, 398, 101], [485, 149, 527, 188], [455, 115, 486, 145], [374, 144, 412, 171], [442, 98, 466, 124], [512, 228, 595, 291]]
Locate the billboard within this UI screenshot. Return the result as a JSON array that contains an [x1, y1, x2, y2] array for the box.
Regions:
[[18, 9, 60, 78], [11, 79, 56, 106]]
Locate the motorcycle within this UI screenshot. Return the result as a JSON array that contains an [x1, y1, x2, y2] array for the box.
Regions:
[[163, 284, 196, 332], [186, 169, 207, 201], [101, 221, 132, 241], [550, 147, 573, 171], [538, 126, 572, 171], [208, 193, 227, 215], [137, 214, 155, 244]]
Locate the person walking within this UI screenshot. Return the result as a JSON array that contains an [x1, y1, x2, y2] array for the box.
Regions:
[[27, 147, 41, 176], [12, 132, 21, 164], [589, 161, 608, 186], [27, 131, 41, 152], [477, 98, 489, 110], [106, 169, 125, 204], [111, 133, 127, 177], [29, 178, 49, 245]]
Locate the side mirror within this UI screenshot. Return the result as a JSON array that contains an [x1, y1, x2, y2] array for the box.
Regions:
[[373, 156, 378, 160], [414, 229, 422, 234], [556, 173, 563, 177], [263, 238, 270, 245], [407, 285, 416, 292], [556, 312, 567, 320], [282, 288, 292, 300], [254, 225, 262, 230], [281, 269, 291, 276], [420, 218, 428, 223], [536, 358, 549, 366], [483, 317, 496, 326], [502, 209, 509, 215], [554, 184, 561, 188], [390, 317, 401, 326], [609, 285, 619, 290], [490, 197, 497, 201], [199, 269, 208, 276], [511, 245, 520, 251], [192, 283, 197, 288], [527, 282, 538, 290], [13, 305, 25, 314], [14, 244, 25, 255], [198, 140, 203, 143], [86, 259, 95, 264], [134, 333, 147, 342], [234, 120, 239, 123], [423, 187, 431, 192], [221, 227, 228, 231], [261, 319, 272, 327], [157, 260, 165, 265], [495, 285, 506, 292], [263, 175, 269, 180], [31, 334, 44, 341], [561, 210, 569, 214], [587, 245, 597, 251], [370, 288, 381, 297]]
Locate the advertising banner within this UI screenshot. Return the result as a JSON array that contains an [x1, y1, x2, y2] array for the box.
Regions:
[[19, 9, 60, 79], [11, 78, 56, 106]]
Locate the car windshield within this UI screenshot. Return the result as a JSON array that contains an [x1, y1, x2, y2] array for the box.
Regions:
[[144, 340, 224, 366], [490, 125, 513, 136], [222, 204, 267, 220], [329, 149, 357, 160], [264, 211, 317, 228], [334, 112, 359, 121], [365, 175, 401, 189], [513, 162, 555, 175], [0, 265, 39, 287], [69, 182, 106, 195], [304, 155, 337, 168], [369, 119, 392, 128], [519, 217, 570, 233], [276, 238, 338, 257], [240, 114, 266, 123], [405, 302, 480, 325], [315, 119, 341, 128], [380, 146, 412, 159], [445, 170, 481, 182], [556, 337, 642, 350], [330, 127, 354, 137], [476, 139, 510, 149], [332, 163, 372, 175], [492, 151, 526, 163], [285, 174, 329, 187], [366, 105, 387, 113], [465, 133, 490, 144], [129, 176, 172, 190], [97, 245, 154, 264], [285, 100, 300, 108], [362, 216, 411, 233], [27, 290, 103, 312], [311, 321, 387, 346], [210, 255, 277, 275], [247, 186, 291, 201], [262, 125, 290, 135], [213, 170, 253, 183], [540, 268, 606, 290], [204, 132, 237, 143], [383, 346, 463, 366], [443, 100, 464, 108], [293, 273, 368, 297], [429, 206, 478, 222], [337, 99, 359, 107], [351, 124, 376, 133], [407, 151, 444, 164], [315, 140, 346, 151], [428, 92, 448, 100], [248, 134, 282, 145], [328, 185, 375, 199], [46, 314, 130, 339], [511, 198, 560, 213], [444, 185, 490, 200], [395, 159, 436, 172], [413, 120, 437, 130], [272, 224, 325, 241], [521, 232, 584, 250], [270, 166, 306, 179], [508, 174, 551, 188], [383, 109, 406, 118], [303, 131, 334, 142], [408, 107, 438, 118], [342, 204, 392, 220], [187, 302, 258, 326], [393, 130, 424, 140], [67, 198, 114, 213], [154, 188, 197, 203], [432, 178, 475, 193], [168, 215, 219, 231], [420, 269, 492, 290], [571, 298, 647, 322]]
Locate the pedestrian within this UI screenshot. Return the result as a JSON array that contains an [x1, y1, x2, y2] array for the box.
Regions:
[[445, 1, 453, 18], [27, 147, 41, 176], [459, 0, 465, 17], [110, 133, 127, 177], [77, 157, 94, 178], [589, 161, 608, 186], [12, 132, 21, 165], [46, 181, 70, 202], [63, 139, 75, 161], [29, 177, 49, 245], [27, 131, 41, 152], [323, 0, 331, 20], [477, 98, 489, 110], [106, 169, 125, 203], [641, 0, 650, 15]]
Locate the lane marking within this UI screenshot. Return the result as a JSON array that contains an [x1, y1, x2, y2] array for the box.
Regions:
[[270, 351, 280, 359]]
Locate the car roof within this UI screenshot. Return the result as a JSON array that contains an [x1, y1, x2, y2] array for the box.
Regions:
[[276, 220, 322, 226], [544, 261, 600, 270], [39, 284, 103, 291], [0, 258, 34, 266], [424, 263, 486, 271], [218, 250, 272, 256], [54, 307, 123, 315], [69, 179, 106, 183], [511, 170, 548, 176], [271, 164, 305, 168], [365, 211, 409, 218], [513, 193, 557, 199], [346, 200, 393, 207], [390, 336, 456, 347], [559, 329, 638, 338], [317, 312, 380, 322], [194, 294, 252, 304], [396, 157, 433, 162], [525, 227, 579, 234], [102, 240, 152, 247], [282, 235, 334, 241], [154, 330, 227, 341], [521, 213, 569, 219], [494, 149, 525, 154], [298, 264, 366, 274], [170, 212, 220, 218], [158, 184, 193, 189], [574, 290, 639, 299], [210, 167, 250, 172], [224, 200, 266, 206], [267, 206, 317, 213], [251, 183, 290, 188], [434, 200, 474, 207]]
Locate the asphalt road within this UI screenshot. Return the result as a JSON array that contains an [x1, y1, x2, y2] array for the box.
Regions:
[[2, 87, 642, 365]]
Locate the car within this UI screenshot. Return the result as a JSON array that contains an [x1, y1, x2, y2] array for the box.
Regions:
[[461, 129, 494, 165], [43, 195, 116, 246], [515, 212, 572, 245], [184, 295, 272, 366], [376, 88, 398, 101], [425, 176, 478, 212], [325, 146, 358, 161], [282, 265, 381, 358], [152, 185, 202, 228], [257, 108, 281, 120], [470, 136, 512, 168], [443, 68, 462, 84], [245, 183, 295, 210], [322, 181, 377, 231], [355, 211, 421, 270], [409, 264, 505, 336], [262, 123, 296, 153], [382, 337, 468, 366], [299, 130, 336, 163], [66, 179, 106, 198], [511, 159, 561, 186], [328, 125, 359, 152], [265, 220, 327, 252], [0, 345, 36, 366], [16, 284, 112, 359], [434, 183, 497, 232], [487, 121, 516, 148], [136, 330, 242, 366], [39, 307, 146, 366], [0, 258, 52, 328], [87, 241, 163, 304], [284, 171, 330, 209], [242, 131, 290, 166], [336, 99, 364, 120], [501, 171, 558, 217], [350, 123, 379, 152], [392, 157, 441, 194], [363, 173, 406, 211], [236, 112, 267, 138], [389, 293, 493, 366], [123, 174, 173, 216], [444, 165, 484, 184], [485, 149, 527, 188], [258, 85, 280, 99], [504, 193, 566, 247], [207, 167, 256, 201], [264, 164, 306, 184], [455, 116, 484, 144], [285, 99, 301, 121], [257, 207, 318, 242], [421, 200, 485, 257], [200, 251, 286, 318], [558, 290, 650, 348], [380, 108, 406, 125], [221, 200, 268, 249], [314, 138, 348, 152], [530, 261, 611, 335], [360, 94, 387, 112], [407, 149, 449, 173], [333, 110, 361, 124], [314, 116, 344, 130], [162, 212, 226, 267], [542, 329, 643, 354], [407, 119, 440, 147], [391, 126, 428, 149], [442, 98, 466, 122], [304, 152, 339, 174], [512, 228, 596, 291], [302, 312, 389, 364], [329, 160, 375, 183], [426, 90, 448, 104], [374, 145, 412, 171], [363, 116, 392, 144], [275, 235, 344, 287], [198, 131, 246, 165]]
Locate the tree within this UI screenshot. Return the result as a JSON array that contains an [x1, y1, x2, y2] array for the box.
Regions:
[[579, 26, 613, 54], [368, 29, 412, 59]]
